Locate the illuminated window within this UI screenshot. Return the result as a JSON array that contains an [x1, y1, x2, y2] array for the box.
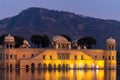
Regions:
[[74, 55, 77, 60], [96, 65, 99, 69], [43, 55, 46, 60], [50, 55, 52, 60]]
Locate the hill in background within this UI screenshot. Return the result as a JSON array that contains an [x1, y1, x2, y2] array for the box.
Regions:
[[0, 7, 120, 49]]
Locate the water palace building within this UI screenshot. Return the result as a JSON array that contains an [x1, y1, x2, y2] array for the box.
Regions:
[[0, 34, 117, 69]]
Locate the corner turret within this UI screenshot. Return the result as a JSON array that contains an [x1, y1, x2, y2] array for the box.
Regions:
[[106, 37, 116, 50], [4, 34, 15, 48]]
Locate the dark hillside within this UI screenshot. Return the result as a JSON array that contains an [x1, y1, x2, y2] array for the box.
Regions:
[[0, 7, 120, 49]]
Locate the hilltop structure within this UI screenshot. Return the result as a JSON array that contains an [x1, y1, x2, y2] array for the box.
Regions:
[[0, 34, 117, 70]]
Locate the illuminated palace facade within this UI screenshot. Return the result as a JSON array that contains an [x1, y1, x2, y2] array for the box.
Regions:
[[0, 34, 117, 69]]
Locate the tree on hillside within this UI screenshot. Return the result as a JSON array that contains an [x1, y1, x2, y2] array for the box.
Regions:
[[41, 35, 50, 48], [30, 34, 42, 48], [77, 37, 96, 49], [14, 36, 24, 48], [60, 34, 72, 42]]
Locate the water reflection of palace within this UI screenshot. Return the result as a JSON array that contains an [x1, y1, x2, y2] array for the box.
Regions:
[[0, 34, 117, 69], [0, 70, 116, 80]]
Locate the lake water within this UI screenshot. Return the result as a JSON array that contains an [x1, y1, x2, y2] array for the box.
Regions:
[[0, 69, 118, 80]]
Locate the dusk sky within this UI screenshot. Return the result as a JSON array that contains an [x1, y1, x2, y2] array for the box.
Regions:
[[0, 0, 120, 21]]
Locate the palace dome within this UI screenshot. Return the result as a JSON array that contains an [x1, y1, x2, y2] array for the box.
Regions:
[[4, 34, 15, 43], [52, 35, 68, 43], [23, 40, 30, 47], [106, 37, 116, 44]]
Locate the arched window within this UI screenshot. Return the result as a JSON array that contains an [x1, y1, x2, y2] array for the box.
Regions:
[[103, 56, 104, 59], [10, 64, 13, 69], [6, 54, 8, 59], [43, 63, 47, 70], [6, 63, 9, 69], [58, 45, 60, 49], [74, 55, 77, 60], [31, 63, 35, 70], [58, 64, 61, 69], [62, 64, 65, 69], [23, 55, 25, 58], [10, 55, 12, 59], [10, 44, 12, 48], [112, 56, 114, 60], [54, 64, 56, 69], [66, 64, 69, 69], [50, 55, 52, 60], [31, 54, 34, 58], [84, 64, 88, 68], [62, 55, 65, 60], [6, 44, 9, 48], [95, 55, 97, 59], [108, 56, 111, 60], [81, 55, 84, 60], [43, 55, 46, 60], [58, 55, 61, 60], [26, 65, 29, 69], [66, 55, 69, 60], [38, 63, 42, 69], [48, 63, 52, 69]]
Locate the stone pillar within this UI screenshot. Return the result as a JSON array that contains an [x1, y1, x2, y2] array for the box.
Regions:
[[12, 44, 14, 48], [114, 46, 116, 50], [69, 44, 71, 49], [56, 44, 58, 49], [78, 46, 81, 49], [60, 44, 62, 49], [8, 44, 10, 48], [64, 44, 66, 49]]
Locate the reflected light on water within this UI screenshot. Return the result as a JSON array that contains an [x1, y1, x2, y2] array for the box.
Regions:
[[0, 69, 116, 80]]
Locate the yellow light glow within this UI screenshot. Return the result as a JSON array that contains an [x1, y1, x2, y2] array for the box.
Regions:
[[96, 65, 99, 69], [96, 60, 104, 68]]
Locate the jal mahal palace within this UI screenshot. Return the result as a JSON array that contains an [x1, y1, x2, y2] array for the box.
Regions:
[[0, 34, 117, 70]]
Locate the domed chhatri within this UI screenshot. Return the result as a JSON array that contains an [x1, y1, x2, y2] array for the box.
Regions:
[[20, 40, 30, 48], [23, 40, 30, 46], [106, 37, 116, 44], [4, 34, 15, 48], [4, 34, 15, 43], [52, 35, 71, 49], [52, 35, 68, 42], [106, 37, 116, 50]]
